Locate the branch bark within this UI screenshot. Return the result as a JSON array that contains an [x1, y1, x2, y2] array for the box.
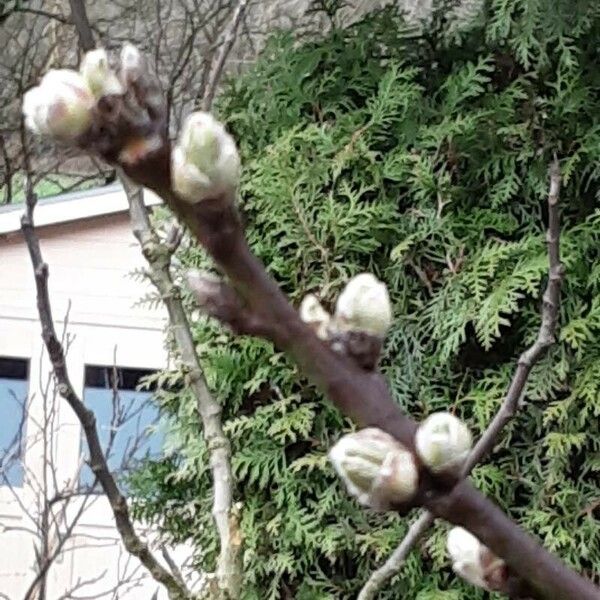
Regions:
[[124, 176, 241, 598], [357, 160, 564, 599]]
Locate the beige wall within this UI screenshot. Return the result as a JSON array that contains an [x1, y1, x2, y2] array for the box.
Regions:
[[0, 206, 193, 598]]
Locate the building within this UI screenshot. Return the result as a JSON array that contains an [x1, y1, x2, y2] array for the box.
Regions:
[[0, 185, 189, 598]]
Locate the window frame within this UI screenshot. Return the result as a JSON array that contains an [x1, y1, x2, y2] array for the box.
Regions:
[[0, 356, 30, 489]]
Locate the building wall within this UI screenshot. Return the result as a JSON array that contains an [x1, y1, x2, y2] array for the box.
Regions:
[[0, 206, 187, 599]]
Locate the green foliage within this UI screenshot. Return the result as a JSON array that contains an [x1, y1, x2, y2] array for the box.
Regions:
[[1, 173, 105, 204], [130, 2, 600, 597]]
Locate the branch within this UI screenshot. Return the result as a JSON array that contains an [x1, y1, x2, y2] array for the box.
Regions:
[[358, 160, 564, 599], [124, 176, 242, 598], [357, 511, 434, 600], [20, 179, 190, 599], [464, 160, 563, 470], [26, 48, 599, 599], [68, 0, 95, 52], [201, 0, 249, 111], [125, 124, 597, 600]]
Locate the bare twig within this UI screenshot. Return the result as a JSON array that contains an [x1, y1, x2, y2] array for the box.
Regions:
[[68, 0, 95, 52], [67, 0, 241, 594], [357, 511, 434, 600], [201, 0, 249, 111], [464, 161, 563, 470], [125, 177, 242, 598], [357, 160, 564, 599], [20, 178, 189, 600]]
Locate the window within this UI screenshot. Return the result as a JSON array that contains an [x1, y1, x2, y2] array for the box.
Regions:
[[80, 365, 163, 488], [0, 357, 29, 487]]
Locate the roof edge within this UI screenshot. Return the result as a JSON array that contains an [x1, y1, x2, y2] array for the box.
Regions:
[[0, 184, 162, 235]]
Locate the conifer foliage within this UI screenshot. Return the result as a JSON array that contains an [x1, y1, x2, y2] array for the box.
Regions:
[[130, 2, 600, 597]]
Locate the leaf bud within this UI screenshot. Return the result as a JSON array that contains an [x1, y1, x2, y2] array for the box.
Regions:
[[447, 527, 508, 591], [335, 273, 392, 338], [80, 48, 124, 98], [415, 411, 472, 474], [299, 294, 331, 340], [120, 43, 144, 84], [172, 112, 240, 202]]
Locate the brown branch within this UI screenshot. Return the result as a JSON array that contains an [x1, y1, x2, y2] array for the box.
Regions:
[[124, 144, 597, 600], [201, 0, 249, 111], [31, 45, 599, 599], [357, 160, 564, 599], [20, 180, 190, 600], [464, 160, 563, 470], [68, 0, 95, 52], [125, 177, 242, 598]]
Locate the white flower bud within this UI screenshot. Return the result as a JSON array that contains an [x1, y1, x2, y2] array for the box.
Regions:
[[335, 273, 392, 338], [172, 112, 240, 203], [23, 70, 94, 138], [447, 527, 507, 591], [299, 294, 331, 340], [415, 412, 472, 474], [329, 428, 418, 509], [80, 48, 124, 98], [120, 43, 143, 84]]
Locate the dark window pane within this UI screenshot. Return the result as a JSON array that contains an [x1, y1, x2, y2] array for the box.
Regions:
[[80, 366, 163, 489], [84, 365, 156, 392], [0, 357, 28, 380], [0, 358, 29, 487]]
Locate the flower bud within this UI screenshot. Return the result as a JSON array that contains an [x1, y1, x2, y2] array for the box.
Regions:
[[23, 70, 94, 138], [172, 112, 240, 203], [447, 527, 507, 591], [329, 428, 418, 510], [80, 48, 124, 98], [299, 294, 331, 340], [415, 412, 472, 474], [120, 43, 143, 84], [335, 273, 392, 338]]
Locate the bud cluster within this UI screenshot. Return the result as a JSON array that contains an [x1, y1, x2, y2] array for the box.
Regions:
[[299, 273, 393, 360], [447, 527, 508, 591], [328, 428, 419, 510], [23, 47, 130, 140]]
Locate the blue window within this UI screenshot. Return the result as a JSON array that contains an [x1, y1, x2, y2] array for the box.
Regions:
[[80, 365, 163, 489], [0, 357, 29, 487]]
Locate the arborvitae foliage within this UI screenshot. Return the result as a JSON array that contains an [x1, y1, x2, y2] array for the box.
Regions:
[[130, 2, 600, 597]]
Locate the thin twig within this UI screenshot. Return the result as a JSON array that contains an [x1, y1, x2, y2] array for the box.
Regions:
[[357, 160, 564, 599], [124, 176, 242, 598], [20, 169, 189, 600], [357, 511, 434, 600], [201, 0, 249, 111], [68, 0, 94, 52]]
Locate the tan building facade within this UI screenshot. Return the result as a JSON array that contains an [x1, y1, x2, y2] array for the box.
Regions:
[[0, 186, 193, 598]]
